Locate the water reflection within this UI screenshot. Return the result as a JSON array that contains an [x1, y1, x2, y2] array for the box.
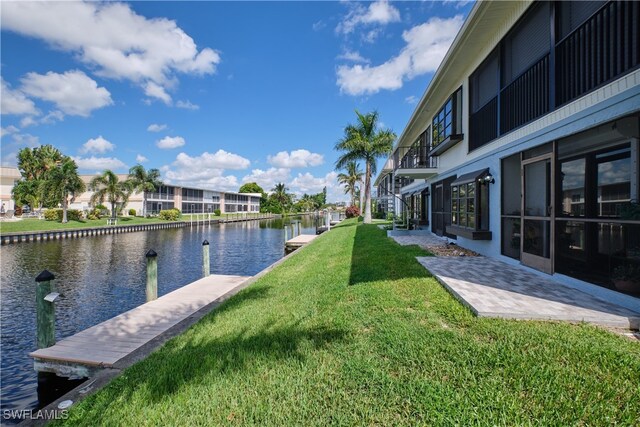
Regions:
[[0, 216, 314, 413]]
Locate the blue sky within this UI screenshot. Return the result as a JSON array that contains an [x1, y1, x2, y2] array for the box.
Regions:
[[1, 1, 473, 201]]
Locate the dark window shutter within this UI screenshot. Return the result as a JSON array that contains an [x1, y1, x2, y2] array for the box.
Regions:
[[557, 1, 606, 40], [502, 2, 550, 86]]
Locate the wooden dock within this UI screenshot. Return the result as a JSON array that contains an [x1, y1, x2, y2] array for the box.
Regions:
[[30, 274, 250, 378], [284, 234, 318, 254]]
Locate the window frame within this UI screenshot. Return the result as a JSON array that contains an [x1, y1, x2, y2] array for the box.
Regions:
[[446, 169, 492, 240]]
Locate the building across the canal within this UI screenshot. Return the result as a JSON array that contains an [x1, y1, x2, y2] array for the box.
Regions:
[[374, 1, 639, 295], [0, 166, 261, 215]]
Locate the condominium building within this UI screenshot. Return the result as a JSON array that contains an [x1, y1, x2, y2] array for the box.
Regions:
[[0, 167, 261, 215], [375, 0, 639, 294]]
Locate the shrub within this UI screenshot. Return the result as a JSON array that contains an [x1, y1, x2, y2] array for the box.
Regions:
[[373, 211, 386, 219], [44, 208, 83, 221], [159, 208, 181, 221], [93, 204, 110, 217], [214, 209, 221, 216], [128, 208, 136, 217], [345, 205, 360, 218]]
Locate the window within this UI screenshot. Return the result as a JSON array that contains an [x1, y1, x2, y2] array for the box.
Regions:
[[431, 87, 463, 155], [447, 169, 492, 240], [501, 1, 550, 86]]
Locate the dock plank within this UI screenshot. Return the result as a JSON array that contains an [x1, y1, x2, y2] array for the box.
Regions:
[[30, 274, 249, 369]]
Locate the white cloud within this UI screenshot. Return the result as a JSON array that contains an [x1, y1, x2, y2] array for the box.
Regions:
[[0, 125, 19, 138], [147, 123, 167, 132], [136, 154, 149, 163], [19, 116, 38, 128], [289, 171, 345, 202], [20, 70, 112, 116], [144, 81, 172, 105], [160, 150, 251, 191], [337, 15, 464, 95], [156, 136, 186, 149], [1, 1, 220, 102], [405, 95, 418, 104], [1, 77, 38, 115], [336, 1, 401, 35], [19, 110, 64, 128], [312, 20, 326, 31], [40, 110, 65, 124], [11, 132, 39, 146], [173, 150, 250, 170], [267, 149, 324, 168], [242, 167, 291, 191], [336, 50, 370, 63], [175, 100, 200, 110], [80, 136, 115, 154], [72, 156, 127, 171]]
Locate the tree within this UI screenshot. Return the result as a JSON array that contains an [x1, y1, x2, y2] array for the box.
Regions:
[[128, 164, 163, 217], [335, 110, 395, 224], [89, 170, 132, 219], [337, 161, 363, 206], [270, 182, 292, 213], [44, 157, 86, 223], [13, 145, 65, 210], [239, 182, 264, 194], [298, 194, 316, 212]]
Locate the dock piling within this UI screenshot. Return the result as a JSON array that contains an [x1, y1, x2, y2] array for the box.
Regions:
[[202, 240, 210, 277], [146, 249, 158, 302], [35, 270, 57, 349]]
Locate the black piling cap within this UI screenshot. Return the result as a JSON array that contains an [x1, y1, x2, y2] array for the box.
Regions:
[[35, 270, 55, 282], [202, 240, 209, 246], [146, 249, 158, 258]]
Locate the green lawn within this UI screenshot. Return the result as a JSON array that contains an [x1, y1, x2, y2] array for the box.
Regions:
[[0, 213, 277, 234], [0, 217, 173, 234], [59, 219, 639, 426]]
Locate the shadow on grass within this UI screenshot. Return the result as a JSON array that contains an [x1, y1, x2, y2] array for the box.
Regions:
[[211, 285, 271, 317], [349, 223, 430, 286], [112, 322, 348, 404]]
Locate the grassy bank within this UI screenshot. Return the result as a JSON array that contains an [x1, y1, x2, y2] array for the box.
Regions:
[[0, 212, 277, 234], [59, 220, 639, 425], [0, 216, 174, 234]]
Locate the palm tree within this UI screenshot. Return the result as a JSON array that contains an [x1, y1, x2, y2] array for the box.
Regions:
[[128, 164, 163, 217], [15, 145, 64, 210], [44, 157, 86, 223], [337, 161, 363, 206], [335, 110, 396, 223], [89, 170, 131, 219], [299, 194, 315, 212], [271, 182, 291, 213]]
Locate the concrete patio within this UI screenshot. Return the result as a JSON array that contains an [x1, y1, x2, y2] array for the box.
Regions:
[[388, 232, 640, 329], [416, 255, 640, 329]]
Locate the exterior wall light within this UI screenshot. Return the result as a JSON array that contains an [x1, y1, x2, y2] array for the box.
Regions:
[[479, 174, 495, 185]]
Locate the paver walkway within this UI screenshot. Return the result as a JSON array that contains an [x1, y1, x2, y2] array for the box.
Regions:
[[416, 255, 640, 329]]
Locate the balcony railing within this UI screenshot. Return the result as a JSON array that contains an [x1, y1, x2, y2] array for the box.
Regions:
[[399, 144, 439, 169], [145, 192, 173, 200], [500, 54, 550, 135], [556, 1, 640, 107], [469, 97, 498, 151]]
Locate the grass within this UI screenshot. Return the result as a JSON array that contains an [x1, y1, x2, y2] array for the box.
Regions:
[[0, 212, 276, 234], [0, 216, 170, 234], [58, 219, 639, 426]]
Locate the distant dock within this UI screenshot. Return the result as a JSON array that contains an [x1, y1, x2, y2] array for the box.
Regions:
[[285, 234, 318, 254], [30, 274, 250, 378]]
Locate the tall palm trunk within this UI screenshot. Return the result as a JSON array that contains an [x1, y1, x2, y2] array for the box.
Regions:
[[62, 195, 68, 223], [359, 181, 364, 211], [364, 162, 372, 223]]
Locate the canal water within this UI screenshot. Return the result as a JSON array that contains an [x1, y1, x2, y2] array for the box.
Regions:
[[0, 216, 315, 414]]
